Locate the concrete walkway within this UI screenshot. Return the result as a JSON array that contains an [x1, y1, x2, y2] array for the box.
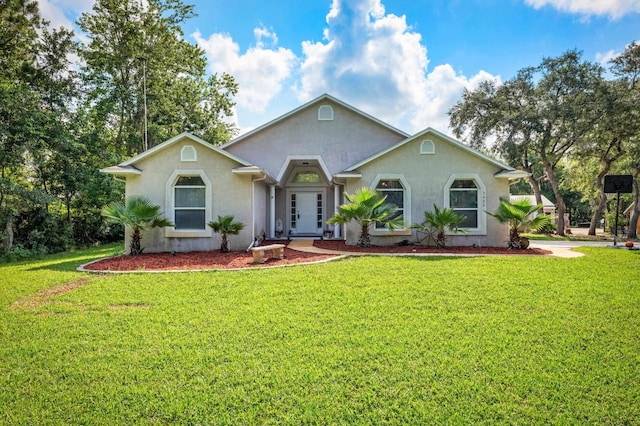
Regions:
[[287, 239, 612, 259]]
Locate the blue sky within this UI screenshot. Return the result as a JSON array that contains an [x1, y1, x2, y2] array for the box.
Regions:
[[40, 0, 640, 135]]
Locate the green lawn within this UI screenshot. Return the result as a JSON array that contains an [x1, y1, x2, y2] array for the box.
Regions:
[[1, 245, 639, 424]]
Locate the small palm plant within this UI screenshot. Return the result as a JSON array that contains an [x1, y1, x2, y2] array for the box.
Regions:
[[102, 196, 174, 255], [487, 199, 552, 249], [208, 215, 245, 253], [327, 187, 404, 247], [412, 204, 467, 248]]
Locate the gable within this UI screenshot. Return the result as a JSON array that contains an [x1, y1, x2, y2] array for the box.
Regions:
[[347, 127, 514, 173], [222, 94, 409, 178]]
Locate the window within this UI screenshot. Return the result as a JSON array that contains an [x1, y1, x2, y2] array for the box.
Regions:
[[292, 172, 321, 183], [318, 105, 333, 121], [316, 193, 323, 229], [165, 170, 212, 237], [449, 179, 478, 228], [444, 174, 486, 233], [290, 193, 297, 229], [375, 179, 405, 230], [420, 140, 435, 154], [174, 176, 206, 230], [181, 145, 197, 162]]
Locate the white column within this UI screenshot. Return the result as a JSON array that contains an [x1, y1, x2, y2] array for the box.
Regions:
[[333, 184, 341, 239], [269, 185, 276, 239]]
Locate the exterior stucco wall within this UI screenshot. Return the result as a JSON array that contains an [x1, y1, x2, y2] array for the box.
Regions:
[[343, 134, 510, 247], [124, 136, 254, 253], [224, 99, 407, 178]]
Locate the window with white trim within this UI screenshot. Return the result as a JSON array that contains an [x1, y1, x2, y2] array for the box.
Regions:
[[375, 179, 405, 230], [448, 179, 478, 228], [174, 176, 206, 230]]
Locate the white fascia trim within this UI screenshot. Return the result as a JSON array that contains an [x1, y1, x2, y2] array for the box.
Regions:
[[444, 173, 487, 235], [164, 169, 213, 238], [121, 132, 251, 168], [100, 165, 142, 176], [333, 172, 363, 179], [276, 155, 332, 184], [495, 170, 530, 179], [369, 174, 412, 236]]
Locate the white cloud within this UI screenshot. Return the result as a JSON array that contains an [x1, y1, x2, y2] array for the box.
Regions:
[[37, 0, 94, 29], [411, 65, 501, 132], [193, 27, 297, 113], [595, 49, 620, 66], [297, 0, 499, 133], [524, 0, 640, 19]]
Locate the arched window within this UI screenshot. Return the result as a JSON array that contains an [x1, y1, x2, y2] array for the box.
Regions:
[[318, 105, 334, 121]]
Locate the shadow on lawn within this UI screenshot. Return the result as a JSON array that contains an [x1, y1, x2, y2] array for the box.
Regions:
[[25, 246, 124, 273]]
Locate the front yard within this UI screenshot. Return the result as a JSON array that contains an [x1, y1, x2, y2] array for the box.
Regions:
[[1, 245, 638, 424]]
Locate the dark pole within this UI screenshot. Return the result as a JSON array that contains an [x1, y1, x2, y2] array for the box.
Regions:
[[613, 191, 620, 246]]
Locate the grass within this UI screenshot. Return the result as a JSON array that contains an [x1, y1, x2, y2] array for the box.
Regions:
[[1, 244, 639, 424]]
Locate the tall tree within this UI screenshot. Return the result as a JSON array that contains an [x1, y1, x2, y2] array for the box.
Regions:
[[611, 42, 640, 239], [450, 50, 604, 235], [566, 79, 632, 235], [78, 0, 238, 157], [0, 0, 44, 252]]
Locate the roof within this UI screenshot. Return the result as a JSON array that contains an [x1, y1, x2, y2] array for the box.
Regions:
[[345, 127, 515, 173], [99, 165, 142, 176], [510, 194, 556, 208], [120, 132, 252, 168], [221, 93, 410, 150]]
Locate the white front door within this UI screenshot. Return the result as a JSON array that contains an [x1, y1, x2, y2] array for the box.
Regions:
[[292, 192, 321, 234]]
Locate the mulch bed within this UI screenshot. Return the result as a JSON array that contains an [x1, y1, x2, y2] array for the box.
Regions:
[[314, 240, 552, 255], [83, 240, 550, 272], [83, 247, 339, 272]]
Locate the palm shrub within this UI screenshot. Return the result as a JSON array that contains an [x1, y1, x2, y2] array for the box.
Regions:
[[412, 204, 467, 248], [101, 196, 174, 255], [487, 199, 552, 249], [328, 187, 404, 247], [208, 215, 245, 253]]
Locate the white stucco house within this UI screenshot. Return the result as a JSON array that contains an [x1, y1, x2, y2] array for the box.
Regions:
[[103, 94, 526, 253]]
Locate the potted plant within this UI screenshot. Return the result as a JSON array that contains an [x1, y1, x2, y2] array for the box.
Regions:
[[208, 215, 245, 253]]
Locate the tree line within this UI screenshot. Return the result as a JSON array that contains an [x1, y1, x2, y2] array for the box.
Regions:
[[449, 45, 640, 238], [0, 0, 237, 259]]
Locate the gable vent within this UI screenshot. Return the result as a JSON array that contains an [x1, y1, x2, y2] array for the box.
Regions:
[[318, 105, 334, 121], [420, 140, 435, 155], [181, 145, 197, 162]]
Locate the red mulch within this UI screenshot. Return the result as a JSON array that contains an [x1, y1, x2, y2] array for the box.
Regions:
[[83, 247, 337, 272], [84, 240, 551, 272], [314, 240, 551, 255]]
